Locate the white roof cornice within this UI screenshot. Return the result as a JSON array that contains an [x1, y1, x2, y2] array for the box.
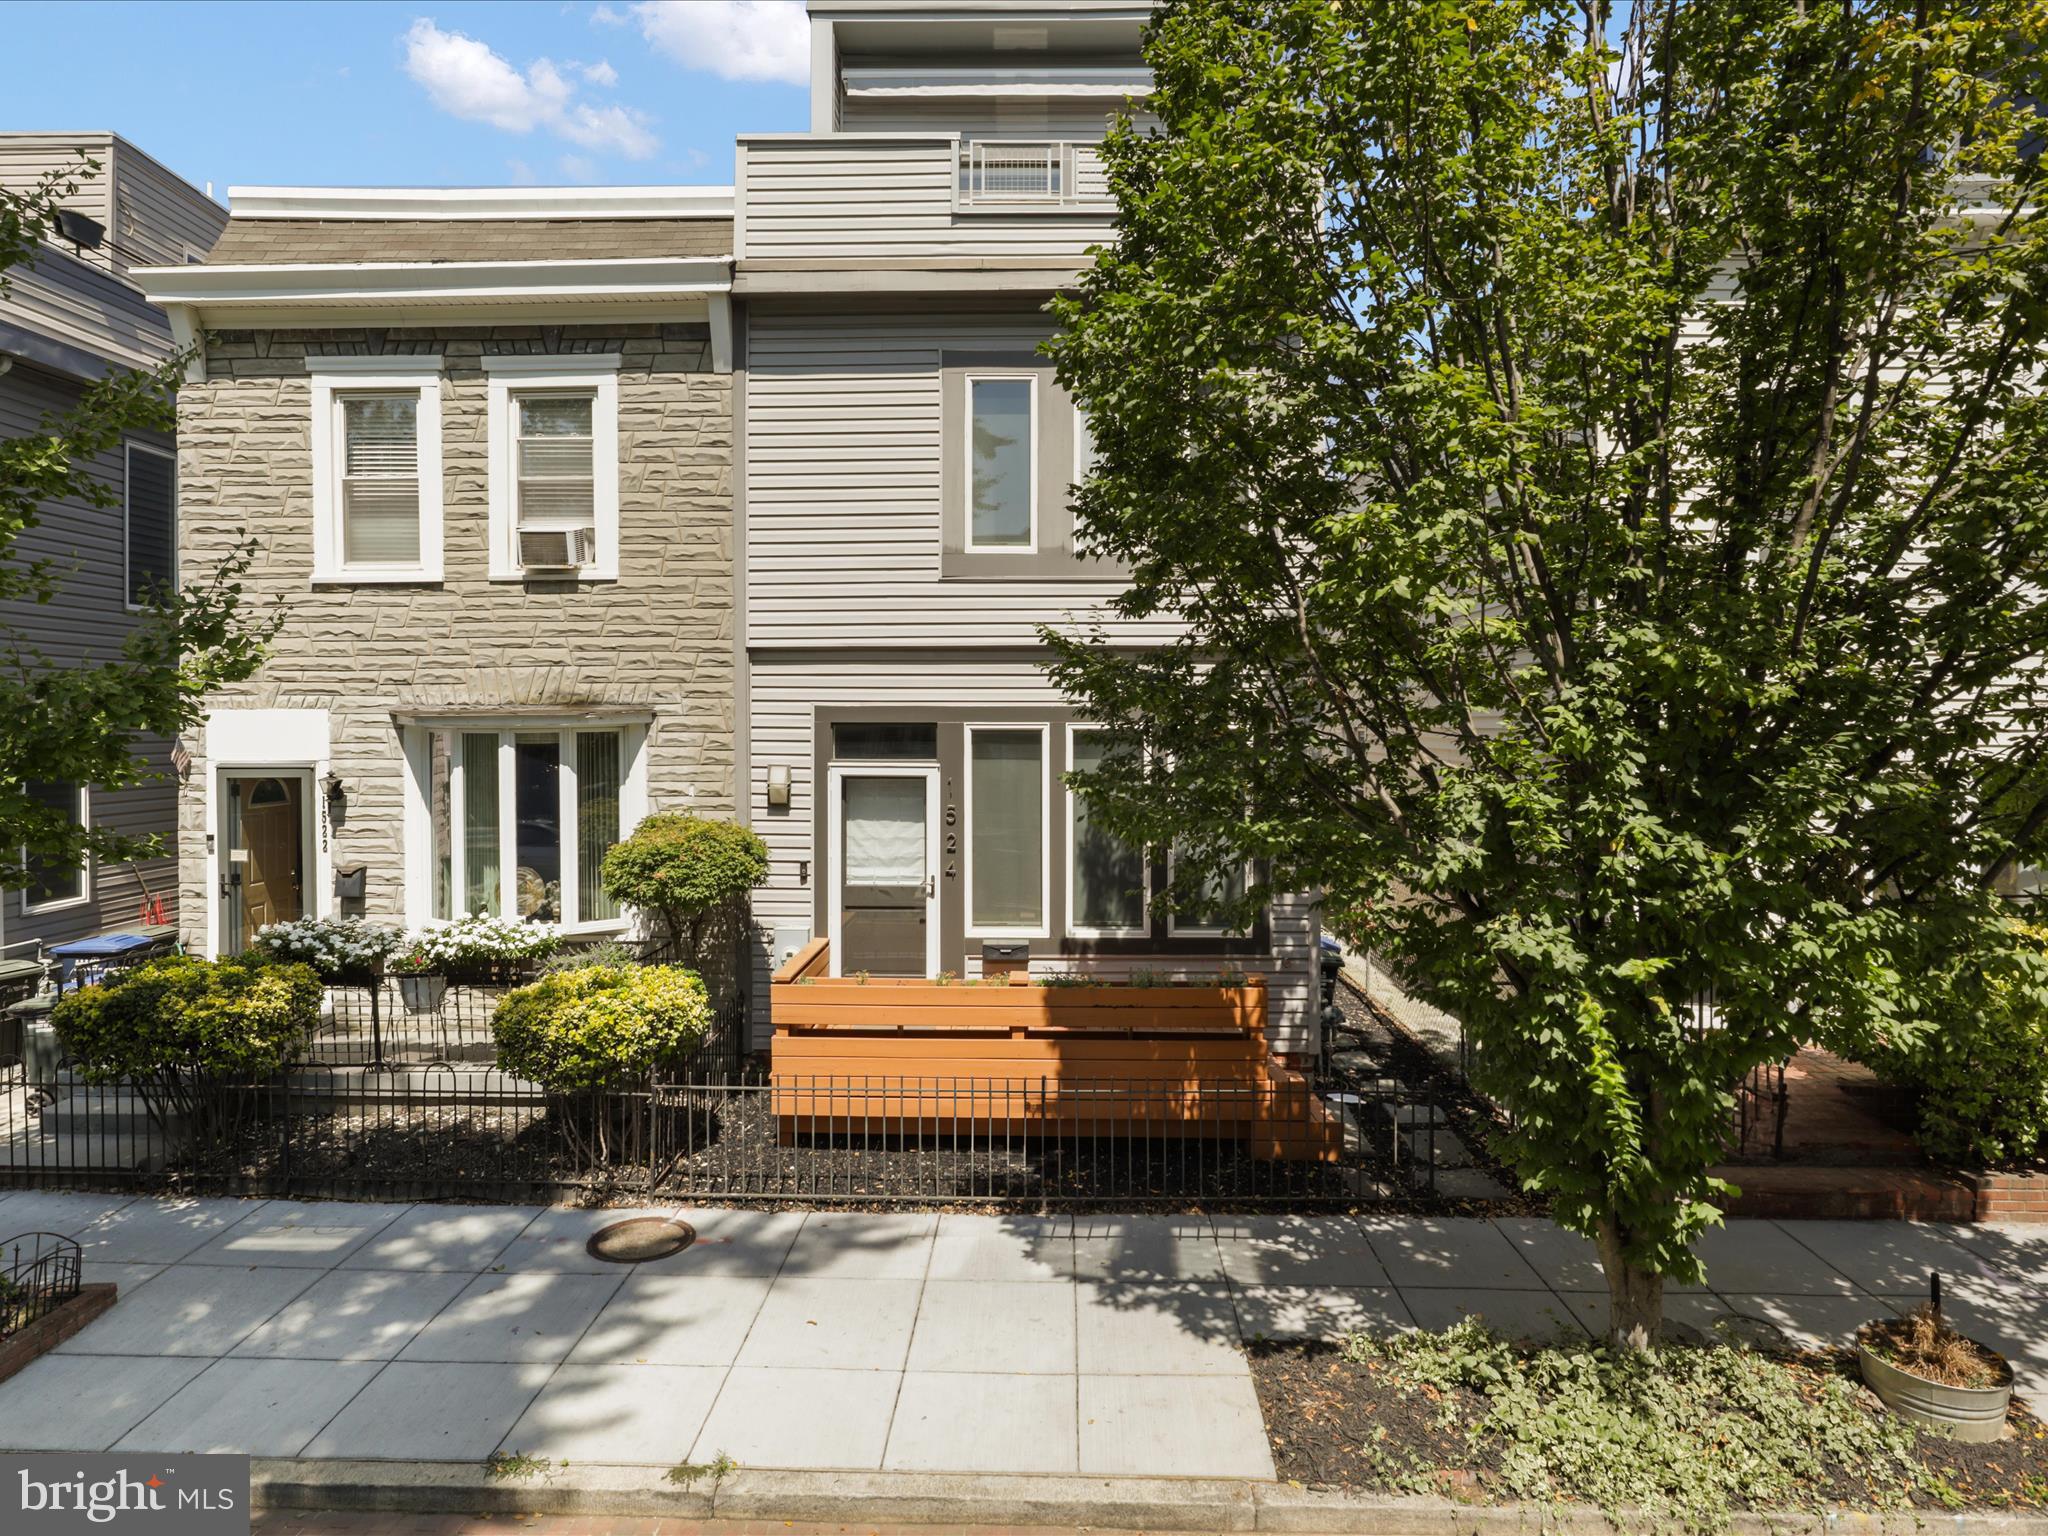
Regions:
[[224, 186, 734, 221], [131, 256, 732, 316]]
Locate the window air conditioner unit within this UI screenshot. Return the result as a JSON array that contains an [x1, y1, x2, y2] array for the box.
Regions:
[[518, 526, 596, 570]]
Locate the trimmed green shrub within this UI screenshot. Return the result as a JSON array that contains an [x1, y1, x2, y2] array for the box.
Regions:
[[1868, 921, 2048, 1167], [600, 815, 767, 995], [492, 964, 713, 1096], [53, 953, 321, 1149]]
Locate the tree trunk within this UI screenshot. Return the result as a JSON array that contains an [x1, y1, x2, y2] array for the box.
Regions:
[[1595, 1217, 1664, 1350]]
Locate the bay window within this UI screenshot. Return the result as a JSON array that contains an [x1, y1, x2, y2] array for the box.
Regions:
[[416, 723, 639, 929], [966, 723, 1048, 935]]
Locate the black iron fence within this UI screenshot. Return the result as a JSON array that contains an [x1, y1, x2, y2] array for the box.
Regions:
[[0, 1052, 1438, 1208], [0, 1231, 82, 1338]]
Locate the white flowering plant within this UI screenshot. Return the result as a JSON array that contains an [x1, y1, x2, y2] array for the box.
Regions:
[[254, 916, 404, 983], [387, 913, 562, 982]]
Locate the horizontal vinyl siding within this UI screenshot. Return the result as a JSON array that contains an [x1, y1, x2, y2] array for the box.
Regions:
[[111, 146, 227, 269], [739, 138, 1116, 261], [0, 136, 116, 277], [0, 362, 179, 945], [0, 244, 172, 373], [744, 655, 1318, 1053], [744, 308, 1177, 648]]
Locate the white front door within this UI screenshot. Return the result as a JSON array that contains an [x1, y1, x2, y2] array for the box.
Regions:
[[828, 764, 939, 978]]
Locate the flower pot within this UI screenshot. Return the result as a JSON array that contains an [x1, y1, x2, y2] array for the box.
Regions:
[[396, 974, 447, 1014], [1857, 1339, 2013, 1442]]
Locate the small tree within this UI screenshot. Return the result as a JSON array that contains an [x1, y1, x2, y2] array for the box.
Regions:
[[492, 963, 713, 1165], [1048, 0, 2048, 1346], [53, 954, 319, 1153], [1, 159, 273, 885], [600, 814, 768, 999]]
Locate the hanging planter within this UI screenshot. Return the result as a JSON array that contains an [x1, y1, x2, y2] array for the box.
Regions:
[[395, 973, 447, 1014]]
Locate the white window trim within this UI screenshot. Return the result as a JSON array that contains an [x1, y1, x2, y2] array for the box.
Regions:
[[964, 721, 1051, 940], [1064, 723, 1149, 939], [122, 439, 177, 613], [1166, 848, 1256, 938], [402, 720, 647, 934], [484, 355, 622, 583], [309, 357, 445, 585], [826, 762, 941, 979], [22, 783, 92, 915], [963, 371, 1039, 554]]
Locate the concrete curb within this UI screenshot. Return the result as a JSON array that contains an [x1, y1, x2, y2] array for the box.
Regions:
[[248, 1459, 2048, 1535]]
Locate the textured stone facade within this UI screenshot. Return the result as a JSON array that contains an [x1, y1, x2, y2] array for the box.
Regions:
[[174, 322, 734, 947]]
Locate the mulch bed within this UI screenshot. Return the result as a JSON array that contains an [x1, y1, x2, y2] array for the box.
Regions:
[[1251, 1339, 2048, 1512], [1324, 977, 1544, 1215]]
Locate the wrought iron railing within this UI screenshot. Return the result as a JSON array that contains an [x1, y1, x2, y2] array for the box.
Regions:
[[0, 1230, 81, 1338], [0, 1056, 1435, 1208]]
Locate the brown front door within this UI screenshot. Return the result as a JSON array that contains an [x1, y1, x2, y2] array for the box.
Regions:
[[223, 775, 305, 952]]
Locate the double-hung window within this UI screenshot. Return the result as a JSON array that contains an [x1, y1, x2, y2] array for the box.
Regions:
[[21, 779, 88, 912], [966, 723, 1049, 937], [485, 356, 621, 581], [966, 374, 1036, 550], [1066, 726, 1148, 936], [124, 441, 176, 608], [310, 359, 445, 583], [416, 724, 641, 930]]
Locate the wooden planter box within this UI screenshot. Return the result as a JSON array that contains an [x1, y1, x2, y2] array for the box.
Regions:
[[769, 940, 1340, 1162]]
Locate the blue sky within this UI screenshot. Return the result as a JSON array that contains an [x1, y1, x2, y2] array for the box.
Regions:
[[0, 1, 811, 199]]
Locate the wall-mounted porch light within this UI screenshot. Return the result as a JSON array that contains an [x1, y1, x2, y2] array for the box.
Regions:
[[766, 763, 791, 808]]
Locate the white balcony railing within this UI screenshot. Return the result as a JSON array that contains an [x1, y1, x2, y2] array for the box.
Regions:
[[959, 140, 1111, 207]]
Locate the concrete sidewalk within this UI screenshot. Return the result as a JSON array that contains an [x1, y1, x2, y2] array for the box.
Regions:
[[0, 1189, 2041, 1481]]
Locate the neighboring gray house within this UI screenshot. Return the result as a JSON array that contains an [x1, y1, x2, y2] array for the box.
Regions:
[[733, 0, 1323, 1053], [0, 133, 227, 952], [136, 187, 737, 957]]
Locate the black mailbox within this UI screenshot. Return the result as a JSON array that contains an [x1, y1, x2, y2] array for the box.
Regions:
[[981, 941, 1030, 965], [332, 863, 367, 900]]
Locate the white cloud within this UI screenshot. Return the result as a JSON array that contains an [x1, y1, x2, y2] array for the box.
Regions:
[[558, 101, 656, 157], [581, 59, 619, 86], [632, 0, 808, 86], [403, 18, 658, 159], [590, 3, 626, 24]]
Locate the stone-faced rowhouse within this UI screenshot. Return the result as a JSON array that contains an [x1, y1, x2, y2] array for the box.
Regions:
[[139, 187, 737, 956]]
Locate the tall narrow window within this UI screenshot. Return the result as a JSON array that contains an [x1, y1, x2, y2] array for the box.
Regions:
[[514, 734, 563, 922], [1068, 729, 1146, 935], [340, 394, 422, 565], [22, 779, 86, 909], [516, 395, 595, 530], [460, 731, 500, 917], [1171, 847, 1250, 936], [968, 376, 1035, 549], [576, 731, 622, 924], [968, 726, 1046, 933], [428, 731, 454, 920], [125, 443, 175, 607]]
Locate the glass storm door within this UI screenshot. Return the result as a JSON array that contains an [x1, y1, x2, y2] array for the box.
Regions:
[[221, 774, 307, 953], [830, 766, 938, 977]]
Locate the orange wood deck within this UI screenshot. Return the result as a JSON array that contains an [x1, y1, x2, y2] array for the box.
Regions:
[[769, 939, 1342, 1162]]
